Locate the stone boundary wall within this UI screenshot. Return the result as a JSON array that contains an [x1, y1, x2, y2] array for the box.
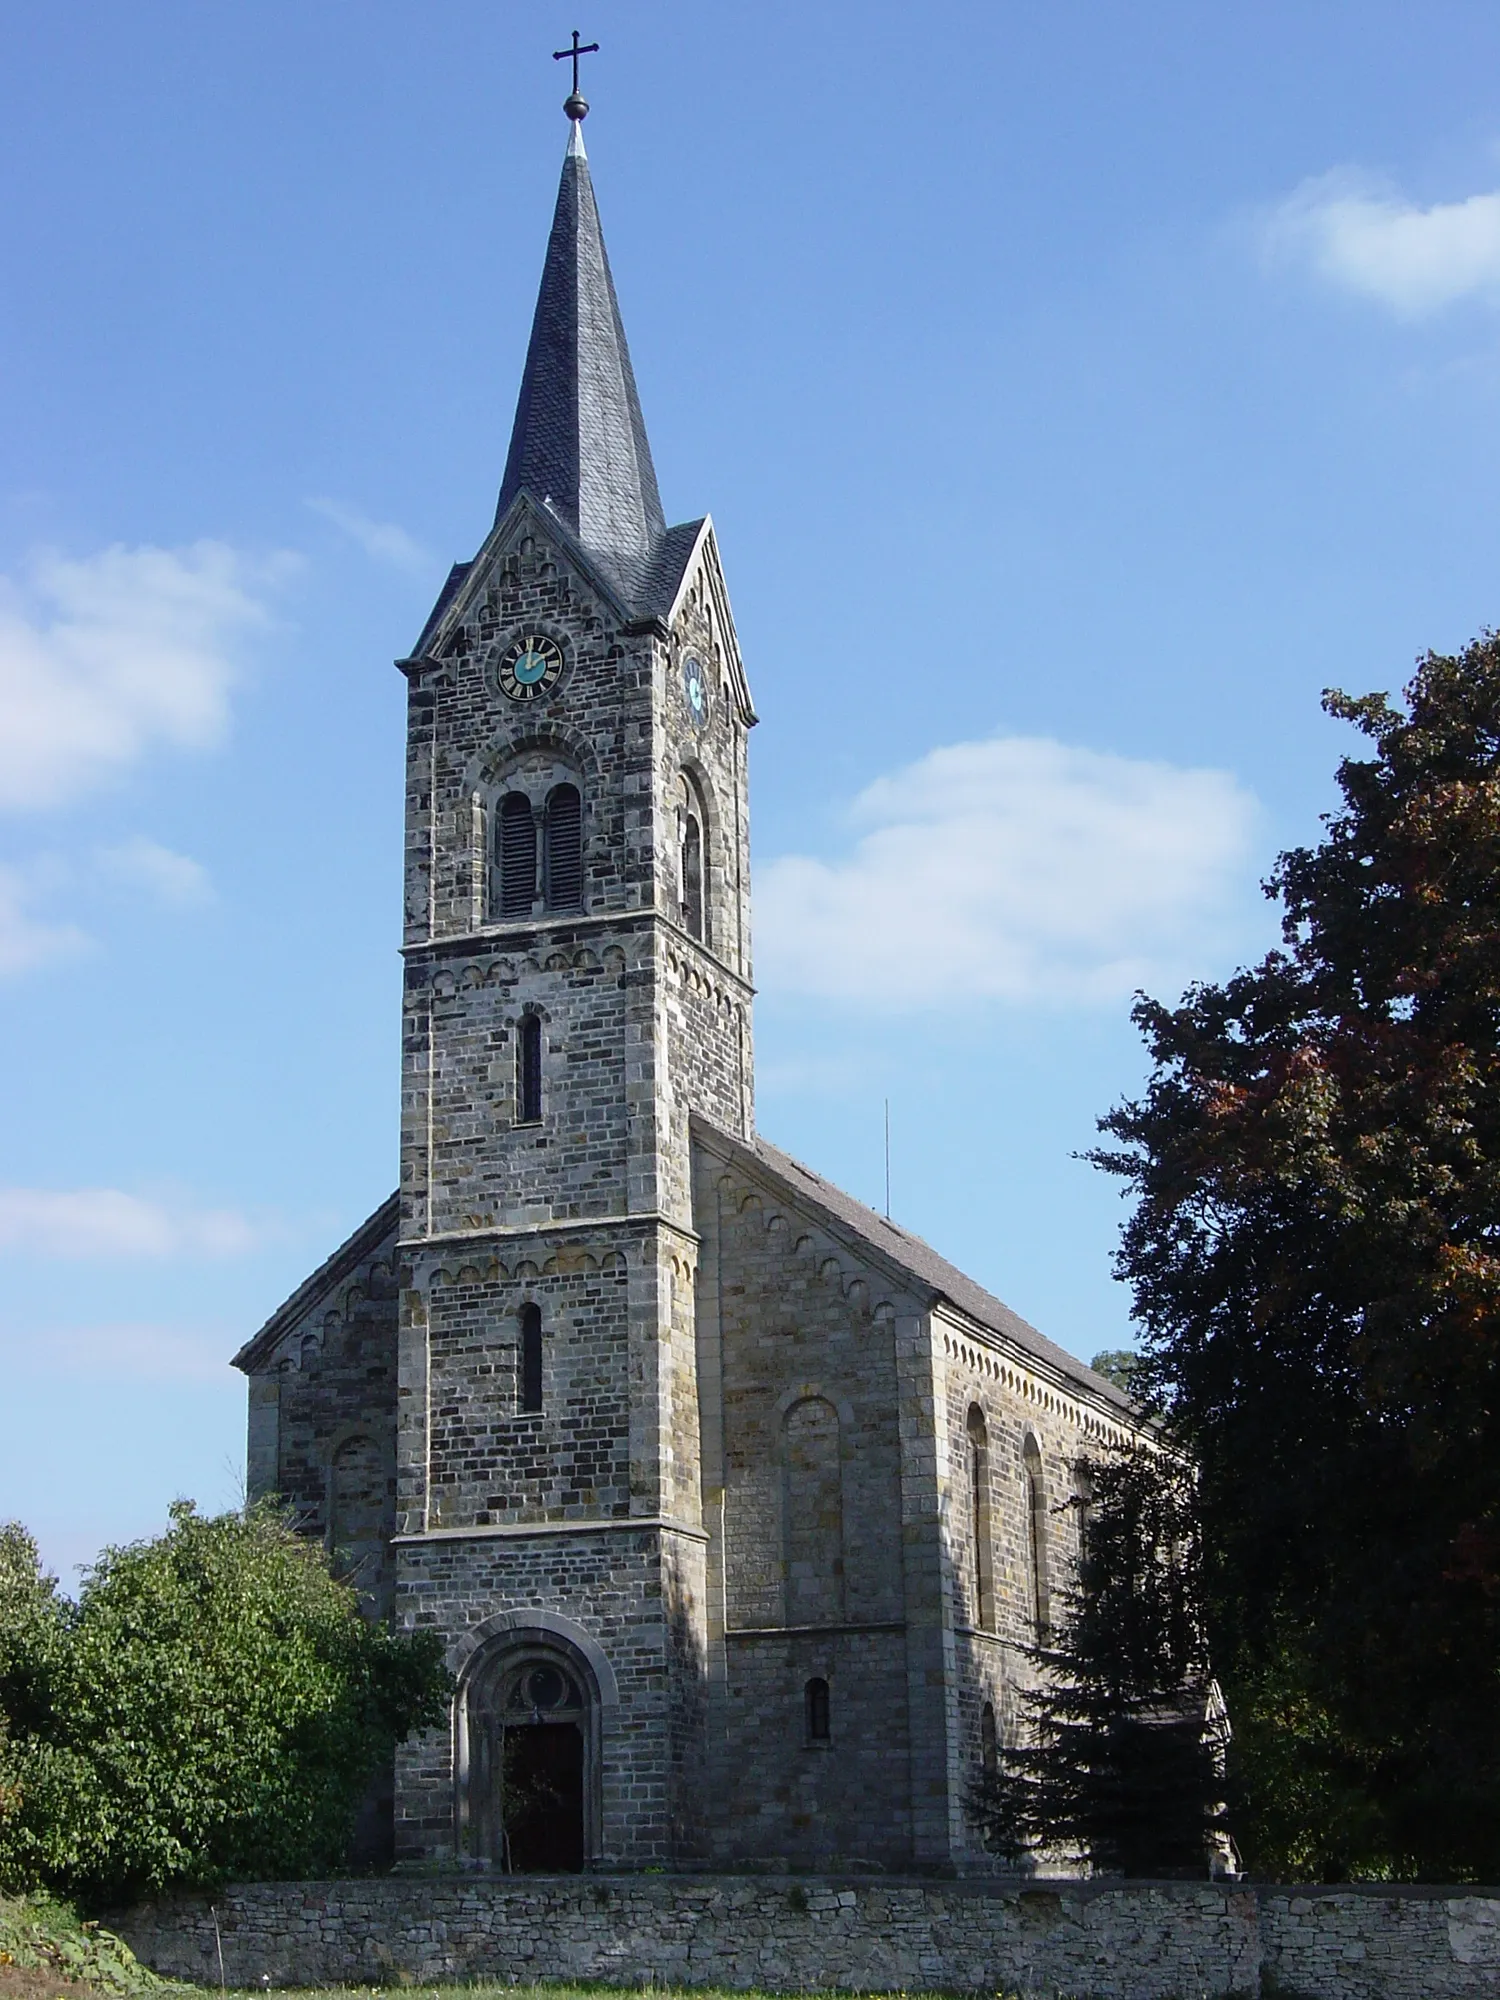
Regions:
[[115, 1874, 1500, 2000]]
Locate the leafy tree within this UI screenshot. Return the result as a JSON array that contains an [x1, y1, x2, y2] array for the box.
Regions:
[[969, 1449, 1231, 1876], [0, 1503, 449, 1902], [1089, 1349, 1144, 1397], [1093, 633, 1500, 1879]]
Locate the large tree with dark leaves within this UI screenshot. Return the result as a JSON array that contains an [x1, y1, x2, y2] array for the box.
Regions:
[[1093, 634, 1500, 1880]]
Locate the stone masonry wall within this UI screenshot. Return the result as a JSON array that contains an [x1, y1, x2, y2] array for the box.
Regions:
[[244, 1227, 400, 1619], [417, 1241, 632, 1531], [116, 1874, 1500, 2000], [694, 1148, 924, 1867], [392, 1524, 703, 1867]]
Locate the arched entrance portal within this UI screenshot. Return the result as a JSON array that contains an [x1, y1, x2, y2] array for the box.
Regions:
[[459, 1634, 599, 1871]]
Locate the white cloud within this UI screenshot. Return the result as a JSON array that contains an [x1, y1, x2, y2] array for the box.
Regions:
[[2, 1321, 234, 1385], [1262, 170, 1500, 316], [0, 1187, 259, 1259], [98, 836, 213, 908], [0, 541, 282, 812], [307, 497, 430, 572], [0, 863, 88, 975], [755, 734, 1258, 1010]]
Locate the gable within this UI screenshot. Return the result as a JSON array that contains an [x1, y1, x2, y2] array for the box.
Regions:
[[405, 496, 635, 668], [233, 1193, 399, 1375], [662, 520, 756, 728]]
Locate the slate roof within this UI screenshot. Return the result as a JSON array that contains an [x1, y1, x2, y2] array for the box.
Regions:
[[231, 1192, 399, 1374], [412, 561, 471, 659], [697, 1120, 1136, 1417], [495, 121, 669, 610]]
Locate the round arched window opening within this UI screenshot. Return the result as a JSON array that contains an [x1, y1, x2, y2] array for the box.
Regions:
[[504, 1659, 582, 1719]]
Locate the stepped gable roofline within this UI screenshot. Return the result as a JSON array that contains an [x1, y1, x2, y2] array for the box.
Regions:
[[495, 116, 665, 592], [693, 1117, 1136, 1419], [233, 1192, 399, 1375]]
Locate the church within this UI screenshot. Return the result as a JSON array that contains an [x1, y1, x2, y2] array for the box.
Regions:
[[233, 75, 1145, 1876]]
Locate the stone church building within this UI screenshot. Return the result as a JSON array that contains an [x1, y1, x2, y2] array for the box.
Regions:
[[234, 94, 1143, 1875]]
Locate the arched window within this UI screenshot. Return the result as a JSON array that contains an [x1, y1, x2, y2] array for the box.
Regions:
[[782, 1395, 844, 1625], [677, 776, 705, 942], [329, 1433, 388, 1616], [981, 1700, 998, 1776], [519, 1302, 543, 1413], [299, 1333, 320, 1374], [967, 1405, 993, 1631], [517, 1014, 543, 1124], [805, 1676, 831, 1744], [543, 783, 583, 910], [1023, 1434, 1049, 1635], [498, 793, 537, 918]]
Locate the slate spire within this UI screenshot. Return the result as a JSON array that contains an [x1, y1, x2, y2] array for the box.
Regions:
[[496, 112, 667, 595]]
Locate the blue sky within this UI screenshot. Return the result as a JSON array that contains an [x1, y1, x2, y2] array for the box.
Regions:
[[6, 1, 1500, 1581]]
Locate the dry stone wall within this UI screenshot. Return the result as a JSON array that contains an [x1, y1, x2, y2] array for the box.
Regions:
[[116, 1874, 1500, 1999]]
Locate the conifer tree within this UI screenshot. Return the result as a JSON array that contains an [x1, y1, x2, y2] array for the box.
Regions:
[[969, 1450, 1232, 1877]]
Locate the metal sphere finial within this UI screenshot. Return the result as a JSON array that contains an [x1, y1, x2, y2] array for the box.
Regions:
[[553, 32, 598, 124]]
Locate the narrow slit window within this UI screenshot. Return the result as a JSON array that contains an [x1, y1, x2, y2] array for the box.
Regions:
[[981, 1701, 998, 1776], [519, 1302, 543, 1413], [681, 810, 703, 940], [517, 1014, 543, 1124], [1024, 1436, 1049, 1636], [967, 1405, 993, 1631], [498, 794, 537, 918], [804, 1676, 830, 1743], [544, 784, 583, 910]]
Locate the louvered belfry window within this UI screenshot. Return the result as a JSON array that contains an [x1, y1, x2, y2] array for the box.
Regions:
[[498, 793, 537, 918], [519, 1302, 543, 1413], [517, 1014, 543, 1124], [544, 783, 583, 910]]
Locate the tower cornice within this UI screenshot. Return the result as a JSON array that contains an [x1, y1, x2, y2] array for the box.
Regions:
[[399, 906, 756, 998]]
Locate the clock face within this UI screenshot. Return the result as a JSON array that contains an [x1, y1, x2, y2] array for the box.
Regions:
[[497, 632, 565, 703], [682, 653, 709, 726]]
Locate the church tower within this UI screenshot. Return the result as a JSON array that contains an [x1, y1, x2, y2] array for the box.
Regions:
[[236, 59, 1149, 1883], [391, 91, 754, 1868]]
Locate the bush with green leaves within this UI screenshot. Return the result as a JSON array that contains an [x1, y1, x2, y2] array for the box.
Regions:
[[0, 1503, 449, 1903]]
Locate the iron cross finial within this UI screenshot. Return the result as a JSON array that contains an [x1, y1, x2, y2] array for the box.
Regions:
[[553, 30, 599, 121]]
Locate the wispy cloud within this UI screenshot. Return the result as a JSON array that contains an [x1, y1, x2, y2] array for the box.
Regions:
[[1261, 170, 1500, 317], [0, 862, 89, 976], [0, 541, 287, 812], [0, 1187, 261, 1259], [307, 497, 430, 573], [97, 836, 214, 909], [755, 734, 1258, 1011]]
